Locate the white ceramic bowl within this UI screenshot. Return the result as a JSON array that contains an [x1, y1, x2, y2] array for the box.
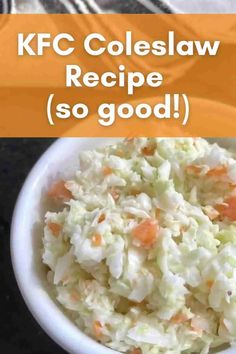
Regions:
[[11, 134, 236, 354]]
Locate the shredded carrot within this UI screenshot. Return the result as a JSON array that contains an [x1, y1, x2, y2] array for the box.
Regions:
[[170, 313, 189, 324], [141, 145, 155, 156], [47, 222, 62, 237], [47, 180, 72, 201], [130, 348, 142, 354], [186, 165, 202, 175], [98, 213, 105, 223], [215, 202, 228, 214], [206, 280, 214, 289], [70, 289, 80, 302], [93, 321, 103, 338], [215, 197, 236, 221], [132, 219, 159, 249], [92, 233, 102, 247], [187, 164, 228, 178], [207, 166, 228, 177], [102, 166, 113, 176]]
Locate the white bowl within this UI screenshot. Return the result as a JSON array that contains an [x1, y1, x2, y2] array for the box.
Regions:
[[11, 135, 236, 354]]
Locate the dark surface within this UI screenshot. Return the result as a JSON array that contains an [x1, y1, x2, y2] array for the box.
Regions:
[[0, 139, 68, 354]]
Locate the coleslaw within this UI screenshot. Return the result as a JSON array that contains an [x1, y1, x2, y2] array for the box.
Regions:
[[42, 138, 236, 354]]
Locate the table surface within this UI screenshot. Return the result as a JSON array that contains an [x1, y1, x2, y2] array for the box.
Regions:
[[0, 139, 68, 354]]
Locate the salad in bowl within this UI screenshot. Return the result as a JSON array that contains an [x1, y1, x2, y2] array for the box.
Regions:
[[42, 138, 236, 354]]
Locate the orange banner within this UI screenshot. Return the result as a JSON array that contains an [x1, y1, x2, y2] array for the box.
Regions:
[[0, 14, 236, 137]]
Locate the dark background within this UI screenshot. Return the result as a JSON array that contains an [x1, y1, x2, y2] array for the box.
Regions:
[[0, 139, 69, 354]]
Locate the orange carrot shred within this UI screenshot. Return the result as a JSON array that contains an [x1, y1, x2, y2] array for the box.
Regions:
[[48, 222, 62, 237], [93, 321, 103, 338], [92, 234, 102, 247], [186, 165, 202, 175], [48, 180, 72, 201], [130, 348, 142, 354], [170, 313, 189, 324], [98, 214, 105, 223], [141, 146, 155, 156], [215, 197, 236, 221], [103, 166, 113, 176], [207, 166, 228, 177], [132, 219, 159, 249]]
